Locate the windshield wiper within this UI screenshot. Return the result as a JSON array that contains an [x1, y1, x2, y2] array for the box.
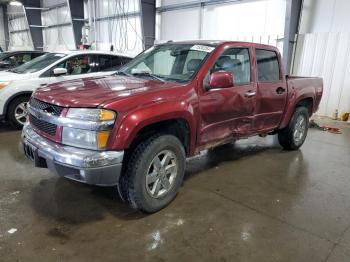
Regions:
[[131, 71, 166, 82], [115, 71, 130, 77]]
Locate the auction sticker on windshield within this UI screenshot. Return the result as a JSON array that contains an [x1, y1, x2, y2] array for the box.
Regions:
[[190, 45, 215, 53]]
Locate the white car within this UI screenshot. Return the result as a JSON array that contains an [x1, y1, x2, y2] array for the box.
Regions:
[[0, 50, 132, 128]]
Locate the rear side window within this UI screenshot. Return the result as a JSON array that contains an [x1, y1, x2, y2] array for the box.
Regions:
[[98, 55, 131, 71], [256, 49, 280, 82], [31, 52, 44, 59]]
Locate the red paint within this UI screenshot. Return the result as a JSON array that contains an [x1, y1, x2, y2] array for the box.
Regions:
[[209, 71, 234, 89], [31, 41, 323, 156]]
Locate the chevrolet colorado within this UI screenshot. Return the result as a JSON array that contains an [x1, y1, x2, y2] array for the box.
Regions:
[[22, 41, 323, 213]]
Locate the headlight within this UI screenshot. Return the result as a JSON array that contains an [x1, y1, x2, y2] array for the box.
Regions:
[[62, 128, 111, 150], [62, 108, 116, 150], [0, 82, 10, 90], [66, 108, 116, 121]]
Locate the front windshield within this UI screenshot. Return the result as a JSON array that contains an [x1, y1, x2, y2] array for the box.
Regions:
[[119, 43, 215, 82], [10, 53, 66, 74], [0, 53, 9, 60]]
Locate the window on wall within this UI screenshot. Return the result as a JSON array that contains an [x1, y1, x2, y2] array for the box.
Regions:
[[211, 48, 251, 85], [256, 49, 280, 82]]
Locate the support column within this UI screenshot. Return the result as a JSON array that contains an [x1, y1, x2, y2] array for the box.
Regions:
[[68, 0, 85, 48], [2, 5, 10, 50], [140, 0, 156, 49], [283, 0, 303, 74], [24, 0, 44, 50]]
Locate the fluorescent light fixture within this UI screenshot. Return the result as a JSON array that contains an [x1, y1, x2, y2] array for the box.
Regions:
[[9, 1, 23, 6]]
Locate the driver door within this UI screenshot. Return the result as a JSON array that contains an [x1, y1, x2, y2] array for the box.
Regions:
[[198, 47, 257, 147], [45, 54, 100, 85]]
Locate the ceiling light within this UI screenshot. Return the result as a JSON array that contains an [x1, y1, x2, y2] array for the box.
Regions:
[[9, 1, 23, 6]]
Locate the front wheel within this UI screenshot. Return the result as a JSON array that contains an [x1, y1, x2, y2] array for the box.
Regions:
[[120, 134, 186, 213], [7, 95, 30, 129], [278, 107, 309, 150]]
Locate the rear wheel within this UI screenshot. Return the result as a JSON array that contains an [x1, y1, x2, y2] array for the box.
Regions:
[[7, 95, 30, 129], [278, 107, 309, 150], [120, 134, 186, 213]]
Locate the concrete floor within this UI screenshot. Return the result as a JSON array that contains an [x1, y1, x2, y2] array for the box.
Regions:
[[0, 118, 349, 262]]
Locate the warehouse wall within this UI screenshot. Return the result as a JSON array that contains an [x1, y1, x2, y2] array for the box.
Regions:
[[41, 0, 76, 51], [86, 0, 143, 56], [7, 5, 33, 50], [156, 0, 287, 52], [292, 0, 350, 117]]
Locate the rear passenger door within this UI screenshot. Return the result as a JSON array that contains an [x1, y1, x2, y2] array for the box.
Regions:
[[254, 49, 287, 131]]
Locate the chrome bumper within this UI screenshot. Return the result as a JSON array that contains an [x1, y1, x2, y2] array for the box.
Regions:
[[21, 123, 124, 186]]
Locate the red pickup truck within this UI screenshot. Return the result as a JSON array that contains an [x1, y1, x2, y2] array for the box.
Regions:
[[22, 41, 323, 212]]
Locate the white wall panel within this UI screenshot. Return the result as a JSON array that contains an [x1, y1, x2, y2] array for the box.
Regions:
[[293, 0, 350, 117], [292, 33, 350, 116], [7, 6, 33, 50], [94, 16, 143, 56], [87, 0, 143, 56], [156, 0, 286, 52], [300, 0, 350, 34], [159, 8, 201, 41], [41, 0, 75, 51]]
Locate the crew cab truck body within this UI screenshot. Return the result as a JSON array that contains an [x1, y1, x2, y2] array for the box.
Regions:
[[22, 41, 323, 213]]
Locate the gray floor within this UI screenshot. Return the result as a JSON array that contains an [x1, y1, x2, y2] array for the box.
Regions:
[[0, 118, 350, 262]]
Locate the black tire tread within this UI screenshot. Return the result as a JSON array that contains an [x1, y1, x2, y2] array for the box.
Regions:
[[278, 106, 309, 150], [122, 133, 162, 211]]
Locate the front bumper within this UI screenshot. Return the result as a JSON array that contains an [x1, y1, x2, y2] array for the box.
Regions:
[[21, 123, 124, 186]]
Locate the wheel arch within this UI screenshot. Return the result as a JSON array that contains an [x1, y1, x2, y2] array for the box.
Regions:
[[111, 109, 196, 157], [279, 96, 314, 130], [3, 91, 32, 117]]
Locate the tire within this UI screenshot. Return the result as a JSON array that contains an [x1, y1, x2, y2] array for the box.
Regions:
[[278, 106, 309, 150], [120, 134, 186, 213], [7, 95, 30, 129]]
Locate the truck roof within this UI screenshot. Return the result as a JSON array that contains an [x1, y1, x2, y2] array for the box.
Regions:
[[160, 40, 279, 51]]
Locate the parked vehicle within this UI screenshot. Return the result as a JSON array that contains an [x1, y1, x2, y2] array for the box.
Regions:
[[0, 50, 46, 71], [22, 41, 323, 212], [0, 50, 132, 128]]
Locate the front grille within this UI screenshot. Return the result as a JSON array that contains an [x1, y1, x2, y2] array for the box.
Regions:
[[30, 98, 63, 116], [30, 115, 57, 136]]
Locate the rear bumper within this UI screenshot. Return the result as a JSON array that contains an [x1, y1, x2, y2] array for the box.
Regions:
[[21, 123, 124, 186]]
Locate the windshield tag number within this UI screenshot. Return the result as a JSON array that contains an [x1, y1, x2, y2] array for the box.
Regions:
[[190, 45, 215, 53]]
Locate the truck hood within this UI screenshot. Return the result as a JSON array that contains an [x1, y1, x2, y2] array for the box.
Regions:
[[0, 71, 31, 81], [33, 75, 185, 108]]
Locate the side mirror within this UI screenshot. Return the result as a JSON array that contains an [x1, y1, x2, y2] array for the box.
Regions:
[[209, 71, 234, 89], [53, 68, 67, 76]]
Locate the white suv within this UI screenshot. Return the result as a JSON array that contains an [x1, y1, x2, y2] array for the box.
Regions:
[[0, 50, 132, 128]]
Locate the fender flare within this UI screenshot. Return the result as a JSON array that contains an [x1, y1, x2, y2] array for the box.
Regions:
[[279, 93, 315, 129], [110, 100, 196, 152]]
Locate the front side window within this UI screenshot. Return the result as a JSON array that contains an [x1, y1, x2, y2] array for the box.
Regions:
[[256, 49, 280, 82], [119, 44, 215, 82], [211, 48, 251, 85], [52, 54, 97, 76]]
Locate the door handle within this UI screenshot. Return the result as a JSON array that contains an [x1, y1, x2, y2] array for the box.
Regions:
[[276, 87, 286, 94], [244, 91, 256, 98]]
